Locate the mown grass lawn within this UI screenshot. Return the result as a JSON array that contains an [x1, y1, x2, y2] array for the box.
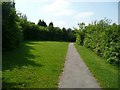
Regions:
[[75, 44, 118, 89], [2, 41, 69, 88]]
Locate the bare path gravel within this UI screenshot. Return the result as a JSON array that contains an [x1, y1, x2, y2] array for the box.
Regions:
[[58, 43, 101, 88]]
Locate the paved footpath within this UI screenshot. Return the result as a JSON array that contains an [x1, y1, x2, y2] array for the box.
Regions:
[[58, 43, 101, 88]]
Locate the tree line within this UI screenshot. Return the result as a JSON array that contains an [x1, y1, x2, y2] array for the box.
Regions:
[[75, 19, 120, 66], [21, 20, 76, 41], [2, 1, 76, 50]]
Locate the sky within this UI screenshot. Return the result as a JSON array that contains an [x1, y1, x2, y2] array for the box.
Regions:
[[15, 0, 118, 29]]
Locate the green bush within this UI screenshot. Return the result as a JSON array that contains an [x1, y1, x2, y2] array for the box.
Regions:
[[75, 19, 120, 66]]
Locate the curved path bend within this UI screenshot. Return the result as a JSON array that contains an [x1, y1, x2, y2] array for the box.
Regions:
[[58, 43, 101, 88]]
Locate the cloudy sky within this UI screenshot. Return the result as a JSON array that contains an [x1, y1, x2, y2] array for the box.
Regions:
[[15, 0, 118, 29]]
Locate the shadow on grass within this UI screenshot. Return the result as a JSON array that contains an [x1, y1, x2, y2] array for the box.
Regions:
[[2, 81, 34, 88], [2, 82, 19, 88], [2, 42, 43, 71]]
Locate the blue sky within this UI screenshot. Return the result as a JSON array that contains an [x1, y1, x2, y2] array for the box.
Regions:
[[15, 0, 118, 29]]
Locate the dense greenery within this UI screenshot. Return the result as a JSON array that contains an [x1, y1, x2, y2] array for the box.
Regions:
[[2, 1, 76, 50], [75, 19, 120, 66], [2, 2, 76, 49], [2, 2, 23, 50], [75, 44, 118, 88], [20, 20, 76, 41], [3, 41, 68, 88]]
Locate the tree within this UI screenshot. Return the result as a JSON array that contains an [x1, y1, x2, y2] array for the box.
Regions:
[[49, 22, 53, 27], [2, 1, 23, 50], [62, 27, 67, 41], [67, 28, 76, 42], [38, 19, 47, 27]]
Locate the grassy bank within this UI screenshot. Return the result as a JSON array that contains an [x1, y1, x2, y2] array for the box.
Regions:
[[75, 44, 118, 88], [2, 41, 69, 88]]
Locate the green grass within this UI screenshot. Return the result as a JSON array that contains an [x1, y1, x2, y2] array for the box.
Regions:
[[2, 41, 69, 88], [74, 44, 118, 88]]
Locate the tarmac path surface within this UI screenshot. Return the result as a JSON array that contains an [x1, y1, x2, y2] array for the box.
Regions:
[[58, 43, 101, 88]]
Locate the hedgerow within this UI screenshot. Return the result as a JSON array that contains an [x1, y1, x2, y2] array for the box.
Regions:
[[75, 19, 120, 66]]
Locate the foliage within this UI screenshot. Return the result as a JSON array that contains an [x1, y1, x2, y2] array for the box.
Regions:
[[75, 18, 120, 66], [2, 1, 76, 51], [2, 2, 23, 50], [49, 22, 53, 27], [20, 19, 76, 42], [75, 22, 85, 45], [37, 19, 47, 27]]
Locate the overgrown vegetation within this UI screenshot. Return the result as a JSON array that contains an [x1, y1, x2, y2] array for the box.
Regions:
[[75, 19, 120, 66], [3, 41, 68, 88], [75, 44, 118, 88]]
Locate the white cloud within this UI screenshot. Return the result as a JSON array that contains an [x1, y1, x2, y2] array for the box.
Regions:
[[42, 0, 95, 18], [41, 0, 95, 28], [42, 0, 69, 12], [15, 0, 96, 28], [75, 12, 94, 19], [54, 9, 74, 16], [66, 0, 119, 2], [15, 0, 54, 3], [54, 20, 67, 27], [42, 0, 74, 16], [15, 0, 119, 3]]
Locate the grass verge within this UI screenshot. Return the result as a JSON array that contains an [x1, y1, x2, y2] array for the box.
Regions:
[[74, 44, 118, 88], [2, 41, 69, 88]]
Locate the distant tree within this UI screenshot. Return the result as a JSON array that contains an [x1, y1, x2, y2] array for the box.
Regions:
[[17, 11, 27, 20], [38, 19, 47, 27], [62, 27, 66, 32], [67, 28, 71, 41], [22, 14, 27, 20], [62, 27, 67, 41], [49, 22, 53, 27], [38, 19, 41, 25], [67, 28, 72, 32], [48, 22, 54, 32]]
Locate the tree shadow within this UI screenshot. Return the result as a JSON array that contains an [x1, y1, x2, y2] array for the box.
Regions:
[[2, 42, 44, 71], [2, 82, 19, 89], [27, 41, 38, 45], [2, 81, 38, 89]]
